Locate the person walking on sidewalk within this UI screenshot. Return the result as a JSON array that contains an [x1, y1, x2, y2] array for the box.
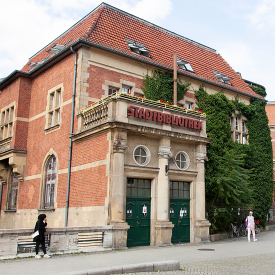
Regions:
[[246, 211, 257, 242], [34, 214, 51, 258]]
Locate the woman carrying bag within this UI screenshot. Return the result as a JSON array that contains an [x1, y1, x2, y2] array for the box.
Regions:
[[246, 211, 257, 242], [33, 214, 51, 258]]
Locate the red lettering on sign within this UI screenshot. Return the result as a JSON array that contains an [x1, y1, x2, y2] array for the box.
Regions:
[[127, 105, 202, 130], [134, 107, 140, 117], [145, 109, 152, 120], [151, 111, 157, 121], [172, 115, 178, 126], [188, 119, 194, 128], [157, 112, 163, 122], [127, 106, 135, 116], [139, 108, 145, 119], [178, 117, 184, 126], [198, 121, 203, 130], [166, 114, 172, 124]]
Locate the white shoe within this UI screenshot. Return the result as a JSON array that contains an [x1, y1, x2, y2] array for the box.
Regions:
[[35, 255, 41, 259], [254, 239, 257, 242], [44, 254, 51, 258]]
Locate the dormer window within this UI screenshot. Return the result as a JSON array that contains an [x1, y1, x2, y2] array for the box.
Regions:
[[47, 44, 65, 54], [125, 39, 150, 57], [212, 70, 232, 85], [177, 58, 194, 72]]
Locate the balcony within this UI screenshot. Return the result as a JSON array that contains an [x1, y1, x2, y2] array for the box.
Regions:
[[79, 92, 206, 132]]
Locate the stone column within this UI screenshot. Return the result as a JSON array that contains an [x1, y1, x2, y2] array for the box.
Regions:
[[109, 131, 130, 248], [194, 143, 211, 243], [155, 138, 174, 246]]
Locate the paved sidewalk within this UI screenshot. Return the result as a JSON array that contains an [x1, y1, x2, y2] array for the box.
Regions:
[[1, 230, 275, 275]]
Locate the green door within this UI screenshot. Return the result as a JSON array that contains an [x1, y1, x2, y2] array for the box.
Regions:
[[170, 181, 190, 243], [126, 178, 151, 247]]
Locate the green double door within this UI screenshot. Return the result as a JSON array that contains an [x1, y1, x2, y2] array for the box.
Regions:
[[126, 178, 151, 247], [170, 181, 190, 243]]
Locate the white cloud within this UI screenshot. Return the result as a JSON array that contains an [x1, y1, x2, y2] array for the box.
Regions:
[[0, 0, 173, 78], [247, 0, 275, 33]]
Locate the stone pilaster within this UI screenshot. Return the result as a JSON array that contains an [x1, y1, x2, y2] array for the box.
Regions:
[[155, 139, 174, 246], [194, 144, 211, 243], [109, 131, 129, 248]]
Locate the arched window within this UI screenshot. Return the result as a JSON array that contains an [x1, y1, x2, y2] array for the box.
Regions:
[[44, 155, 57, 208], [7, 168, 19, 210]]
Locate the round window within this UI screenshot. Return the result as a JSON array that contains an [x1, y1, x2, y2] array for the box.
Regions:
[[175, 151, 190, 170], [133, 145, 151, 166]]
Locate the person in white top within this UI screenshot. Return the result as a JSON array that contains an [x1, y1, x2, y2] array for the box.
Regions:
[[246, 211, 257, 242]]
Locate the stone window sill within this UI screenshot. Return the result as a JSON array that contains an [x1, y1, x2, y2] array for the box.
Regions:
[[44, 124, 60, 134]]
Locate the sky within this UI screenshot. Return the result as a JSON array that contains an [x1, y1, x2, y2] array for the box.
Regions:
[[0, 0, 274, 101]]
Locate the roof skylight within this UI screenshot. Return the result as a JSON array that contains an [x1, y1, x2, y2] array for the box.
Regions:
[[47, 44, 65, 54], [177, 58, 194, 72], [125, 39, 150, 57], [212, 70, 232, 85]]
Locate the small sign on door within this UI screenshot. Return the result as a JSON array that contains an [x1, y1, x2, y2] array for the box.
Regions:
[[142, 205, 147, 216]]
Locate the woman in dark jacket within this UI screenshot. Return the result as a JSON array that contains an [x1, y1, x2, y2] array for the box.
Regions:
[[34, 214, 51, 258]]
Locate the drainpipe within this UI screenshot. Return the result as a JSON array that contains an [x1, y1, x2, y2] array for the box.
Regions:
[[0, 181, 3, 215], [65, 46, 77, 227], [173, 52, 177, 106]]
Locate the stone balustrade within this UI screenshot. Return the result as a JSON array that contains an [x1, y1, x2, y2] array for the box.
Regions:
[[0, 226, 113, 259]]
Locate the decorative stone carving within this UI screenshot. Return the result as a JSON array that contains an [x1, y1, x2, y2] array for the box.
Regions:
[[195, 151, 208, 163], [113, 133, 128, 153], [158, 146, 172, 159]]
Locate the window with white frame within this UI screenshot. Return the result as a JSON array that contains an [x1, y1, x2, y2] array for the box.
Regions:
[[242, 121, 246, 132], [7, 168, 19, 210], [175, 151, 190, 171], [122, 85, 131, 94], [0, 105, 15, 140], [133, 145, 151, 166], [242, 135, 247, 144], [235, 117, 239, 131], [47, 88, 61, 128], [185, 102, 193, 110], [235, 133, 240, 143], [44, 155, 57, 209]]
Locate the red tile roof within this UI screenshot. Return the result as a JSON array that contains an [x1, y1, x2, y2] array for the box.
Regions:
[[20, 3, 261, 99]]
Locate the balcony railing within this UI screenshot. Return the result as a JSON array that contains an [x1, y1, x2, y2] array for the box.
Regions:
[[80, 92, 206, 118]]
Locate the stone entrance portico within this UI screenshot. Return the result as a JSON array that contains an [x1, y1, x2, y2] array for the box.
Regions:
[[73, 93, 211, 247]]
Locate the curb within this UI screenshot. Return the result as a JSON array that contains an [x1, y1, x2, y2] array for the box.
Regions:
[[55, 260, 180, 275]]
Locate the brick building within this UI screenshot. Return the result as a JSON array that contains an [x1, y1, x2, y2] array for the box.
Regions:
[[0, 3, 264, 248]]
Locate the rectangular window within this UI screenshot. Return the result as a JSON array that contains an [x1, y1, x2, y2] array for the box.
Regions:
[[242, 121, 246, 132], [229, 118, 232, 127], [0, 105, 15, 140], [170, 181, 190, 199], [122, 85, 131, 94], [47, 88, 61, 128], [185, 102, 192, 110], [235, 133, 240, 143], [235, 117, 239, 131], [108, 87, 118, 96], [242, 135, 247, 144], [8, 172, 19, 210]]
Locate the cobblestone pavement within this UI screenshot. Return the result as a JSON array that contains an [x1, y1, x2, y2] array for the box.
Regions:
[[121, 253, 275, 275]]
